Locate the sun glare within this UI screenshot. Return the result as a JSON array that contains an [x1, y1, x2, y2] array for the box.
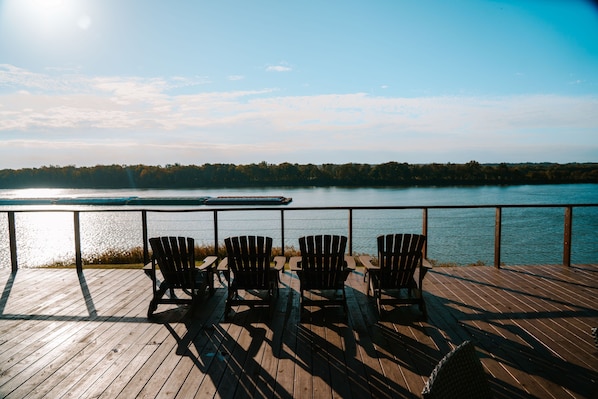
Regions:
[[2, 0, 92, 41], [17, 0, 71, 32], [9, 188, 66, 199]]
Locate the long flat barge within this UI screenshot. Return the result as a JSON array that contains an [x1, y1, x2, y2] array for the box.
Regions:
[[203, 196, 292, 205], [0, 195, 292, 206]]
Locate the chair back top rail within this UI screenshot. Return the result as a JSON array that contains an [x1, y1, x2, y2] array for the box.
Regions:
[[299, 235, 347, 271], [298, 235, 350, 289], [377, 234, 426, 288], [149, 236, 196, 288], [224, 235, 273, 288]]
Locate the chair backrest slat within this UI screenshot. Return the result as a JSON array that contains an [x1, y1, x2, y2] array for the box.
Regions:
[[377, 234, 425, 289], [150, 236, 195, 288], [299, 235, 347, 289], [225, 236, 272, 289]]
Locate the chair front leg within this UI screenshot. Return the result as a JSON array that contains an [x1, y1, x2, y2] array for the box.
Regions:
[[366, 271, 375, 297], [207, 269, 215, 296], [148, 282, 168, 318], [342, 286, 348, 316], [225, 287, 234, 317]]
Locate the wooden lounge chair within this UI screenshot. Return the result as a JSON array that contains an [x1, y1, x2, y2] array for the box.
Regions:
[[290, 235, 355, 317], [359, 233, 430, 318], [220, 236, 285, 318], [422, 340, 493, 399], [147, 236, 217, 318]]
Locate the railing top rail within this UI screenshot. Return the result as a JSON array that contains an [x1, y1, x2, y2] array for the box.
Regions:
[[1, 203, 597, 213]]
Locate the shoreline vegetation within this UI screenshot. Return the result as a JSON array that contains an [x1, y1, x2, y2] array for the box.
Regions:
[[41, 245, 284, 269], [40, 245, 468, 269], [1, 161, 597, 189]]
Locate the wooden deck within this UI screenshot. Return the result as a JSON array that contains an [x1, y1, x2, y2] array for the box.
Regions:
[[0, 264, 597, 399]]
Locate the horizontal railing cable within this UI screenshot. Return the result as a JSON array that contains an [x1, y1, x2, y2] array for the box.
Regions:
[[1, 203, 597, 270]]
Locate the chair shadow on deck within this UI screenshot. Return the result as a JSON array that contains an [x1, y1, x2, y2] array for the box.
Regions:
[[155, 273, 434, 399], [424, 288, 598, 399], [354, 280, 595, 399], [292, 318, 415, 398], [464, 318, 598, 399], [152, 265, 598, 399], [159, 295, 293, 398]]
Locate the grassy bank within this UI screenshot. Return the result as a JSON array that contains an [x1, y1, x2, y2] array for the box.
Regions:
[[39, 245, 487, 269], [40, 245, 295, 269]]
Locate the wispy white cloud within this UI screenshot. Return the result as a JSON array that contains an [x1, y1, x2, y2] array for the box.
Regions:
[[0, 65, 596, 167], [0, 64, 83, 92], [266, 64, 292, 72]]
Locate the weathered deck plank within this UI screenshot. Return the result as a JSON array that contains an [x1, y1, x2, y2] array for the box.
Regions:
[[0, 264, 597, 399]]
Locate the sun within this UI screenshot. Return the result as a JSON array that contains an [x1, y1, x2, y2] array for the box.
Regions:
[[10, 0, 71, 33], [1, 0, 92, 40]]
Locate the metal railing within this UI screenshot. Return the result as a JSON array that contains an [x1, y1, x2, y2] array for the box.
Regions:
[[3, 203, 597, 272]]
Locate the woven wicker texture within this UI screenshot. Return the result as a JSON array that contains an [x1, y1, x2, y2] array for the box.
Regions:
[[592, 328, 598, 349], [422, 341, 493, 399]]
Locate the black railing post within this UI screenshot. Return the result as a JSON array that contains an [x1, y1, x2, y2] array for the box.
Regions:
[[142, 210, 149, 264], [348, 208, 353, 255], [494, 207, 502, 268], [563, 206, 572, 267], [8, 211, 18, 272], [422, 208, 428, 259], [74, 211, 82, 272], [280, 209, 285, 256], [213, 210, 219, 257]]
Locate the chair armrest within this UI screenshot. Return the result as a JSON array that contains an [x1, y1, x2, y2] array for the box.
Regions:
[[358, 255, 379, 272], [344, 255, 356, 270], [422, 258, 433, 269], [289, 256, 302, 271], [143, 262, 153, 278], [197, 256, 218, 271], [420, 258, 432, 280], [273, 256, 286, 271], [217, 257, 229, 271]]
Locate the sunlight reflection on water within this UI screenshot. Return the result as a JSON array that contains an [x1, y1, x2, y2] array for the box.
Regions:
[[2, 212, 74, 267], [1, 185, 597, 268]]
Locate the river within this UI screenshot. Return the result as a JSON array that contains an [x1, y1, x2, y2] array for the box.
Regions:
[[1, 184, 597, 268]]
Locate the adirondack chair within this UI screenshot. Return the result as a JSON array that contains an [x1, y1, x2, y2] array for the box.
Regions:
[[422, 340, 493, 399], [290, 235, 355, 316], [220, 236, 285, 318], [359, 234, 430, 318], [147, 236, 217, 318]]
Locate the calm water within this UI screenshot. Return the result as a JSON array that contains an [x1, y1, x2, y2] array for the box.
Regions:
[[0, 184, 597, 268]]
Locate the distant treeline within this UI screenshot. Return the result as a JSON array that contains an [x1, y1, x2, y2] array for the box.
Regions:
[[1, 161, 597, 189]]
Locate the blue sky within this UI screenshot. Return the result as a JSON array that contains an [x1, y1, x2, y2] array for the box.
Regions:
[[0, 0, 597, 168]]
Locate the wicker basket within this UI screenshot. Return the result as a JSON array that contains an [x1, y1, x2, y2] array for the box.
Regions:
[[422, 340, 493, 399]]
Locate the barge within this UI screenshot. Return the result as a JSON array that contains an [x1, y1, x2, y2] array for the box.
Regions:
[[0, 195, 292, 206], [203, 196, 292, 205]]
